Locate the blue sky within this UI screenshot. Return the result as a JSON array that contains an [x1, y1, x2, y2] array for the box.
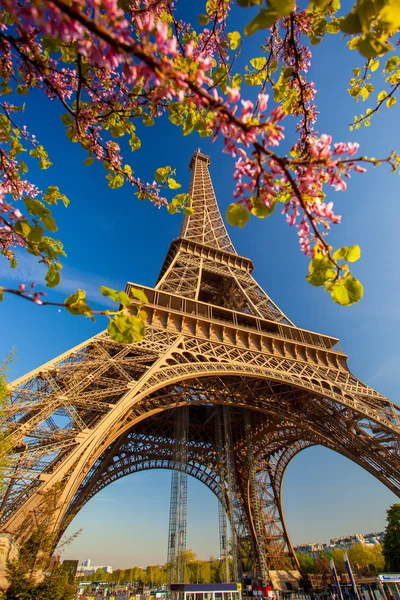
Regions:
[[1, 1, 399, 569]]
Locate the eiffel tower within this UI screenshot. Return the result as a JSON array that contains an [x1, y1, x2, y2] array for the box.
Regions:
[[0, 151, 399, 587]]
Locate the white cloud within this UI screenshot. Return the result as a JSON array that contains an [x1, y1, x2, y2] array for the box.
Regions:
[[0, 252, 125, 307], [367, 354, 400, 386]]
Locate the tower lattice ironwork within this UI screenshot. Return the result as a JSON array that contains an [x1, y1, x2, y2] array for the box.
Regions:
[[0, 151, 400, 586], [167, 407, 189, 583]]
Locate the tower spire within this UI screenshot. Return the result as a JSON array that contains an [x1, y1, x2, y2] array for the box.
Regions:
[[180, 151, 236, 253]]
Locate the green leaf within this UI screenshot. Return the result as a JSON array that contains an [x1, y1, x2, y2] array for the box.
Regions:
[[387, 96, 397, 107], [19, 160, 28, 174], [16, 84, 29, 96], [305, 257, 336, 287], [267, 0, 295, 17], [84, 156, 94, 166], [330, 276, 363, 306], [333, 245, 361, 262], [155, 166, 171, 182], [45, 267, 60, 288], [38, 158, 52, 170], [43, 185, 69, 207], [100, 287, 135, 307], [65, 289, 94, 320], [129, 286, 148, 304], [24, 197, 45, 217], [332, 247, 347, 260], [226, 203, 250, 228], [110, 124, 125, 138], [273, 66, 294, 102], [377, 90, 388, 101], [100, 286, 121, 302], [346, 245, 361, 262], [250, 197, 276, 218], [42, 214, 58, 232], [106, 173, 124, 189], [231, 73, 242, 88], [385, 56, 400, 72], [370, 59, 380, 72], [182, 112, 195, 136], [168, 177, 181, 189], [14, 220, 31, 237], [108, 314, 146, 344], [142, 114, 155, 126], [308, 0, 339, 11], [61, 44, 77, 63], [236, 0, 262, 5], [60, 113, 74, 126], [198, 14, 209, 25], [356, 36, 392, 59], [28, 224, 44, 243], [228, 31, 241, 50], [244, 8, 279, 36], [183, 207, 195, 216], [129, 135, 141, 151], [379, 1, 400, 34], [117, 292, 133, 306], [250, 57, 267, 70], [340, 11, 362, 34], [171, 193, 188, 207]]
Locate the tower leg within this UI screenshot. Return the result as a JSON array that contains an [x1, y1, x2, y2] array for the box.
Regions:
[[167, 407, 189, 584], [244, 412, 269, 583], [218, 500, 230, 583], [215, 406, 243, 582], [255, 446, 300, 572]]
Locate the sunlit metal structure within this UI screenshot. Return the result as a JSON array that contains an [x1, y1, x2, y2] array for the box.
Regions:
[[0, 151, 399, 586], [167, 407, 189, 583]]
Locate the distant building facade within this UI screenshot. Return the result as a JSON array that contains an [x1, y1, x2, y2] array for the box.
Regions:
[[77, 559, 113, 576], [294, 531, 384, 556]]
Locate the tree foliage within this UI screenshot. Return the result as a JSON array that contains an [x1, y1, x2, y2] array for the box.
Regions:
[[383, 503, 400, 572], [77, 553, 234, 586], [297, 541, 385, 580], [0, 0, 400, 341], [2, 484, 80, 599]]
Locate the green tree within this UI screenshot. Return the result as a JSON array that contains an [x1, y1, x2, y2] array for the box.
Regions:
[[3, 483, 80, 598], [132, 567, 146, 583], [92, 568, 105, 582], [296, 553, 316, 577], [383, 503, 400, 572], [348, 542, 384, 575]]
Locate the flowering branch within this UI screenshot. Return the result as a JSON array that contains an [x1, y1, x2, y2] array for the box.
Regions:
[[0, 0, 398, 325]]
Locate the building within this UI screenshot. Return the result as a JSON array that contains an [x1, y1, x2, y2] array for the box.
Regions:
[[77, 559, 113, 576], [294, 543, 328, 557], [294, 531, 384, 556]]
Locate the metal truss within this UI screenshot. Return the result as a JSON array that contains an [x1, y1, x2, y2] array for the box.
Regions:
[[218, 500, 230, 583], [168, 408, 189, 583], [0, 152, 399, 585]]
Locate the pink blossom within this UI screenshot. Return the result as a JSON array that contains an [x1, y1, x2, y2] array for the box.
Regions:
[[227, 87, 240, 103], [258, 93, 269, 113], [347, 142, 360, 156]]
